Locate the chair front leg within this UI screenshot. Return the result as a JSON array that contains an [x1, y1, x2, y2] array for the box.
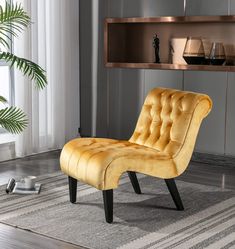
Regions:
[[128, 171, 142, 194], [102, 189, 113, 223], [165, 179, 184, 211], [68, 176, 77, 203]]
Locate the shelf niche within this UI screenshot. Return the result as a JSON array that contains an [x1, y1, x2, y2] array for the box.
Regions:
[[104, 16, 235, 71]]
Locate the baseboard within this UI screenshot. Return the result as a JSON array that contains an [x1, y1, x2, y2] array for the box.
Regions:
[[192, 152, 235, 167]]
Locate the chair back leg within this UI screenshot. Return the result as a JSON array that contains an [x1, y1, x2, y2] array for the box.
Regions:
[[128, 172, 142, 194], [165, 179, 184, 210], [69, 176, 77, 203], [103, 190, 113, 223]]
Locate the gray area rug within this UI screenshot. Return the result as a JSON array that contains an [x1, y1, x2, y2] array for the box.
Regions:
[[0, 171, 235, 249]]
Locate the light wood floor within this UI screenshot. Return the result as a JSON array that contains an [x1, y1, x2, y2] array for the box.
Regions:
[[0, 151, 234, 249]]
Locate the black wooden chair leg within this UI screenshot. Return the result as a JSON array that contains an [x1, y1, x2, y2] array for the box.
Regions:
[[68, 176, 77, 203], [165, 179, 184, 210], [128, 171, 142, 194], [102, 189, 113, 223]]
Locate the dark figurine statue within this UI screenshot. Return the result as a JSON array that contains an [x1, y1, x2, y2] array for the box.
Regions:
[[153, 34, 160, 63]]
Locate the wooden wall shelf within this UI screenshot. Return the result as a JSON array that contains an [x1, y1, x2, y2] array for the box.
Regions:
[[105, 15, 235, 24], [105, 63, 235, 72], [104, 15, 235, 72]]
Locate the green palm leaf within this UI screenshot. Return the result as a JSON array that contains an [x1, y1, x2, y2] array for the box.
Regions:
[[0, 1, 46, 134], [0, 95, 7, 103], [0, 1, 30, 48], [0, 106, 27, 133], [0, 52, 47, 89]]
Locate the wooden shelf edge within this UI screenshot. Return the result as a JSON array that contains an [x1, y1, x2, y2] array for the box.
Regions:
[[105, 15, 235, 24], [105, 63, 235, 72]]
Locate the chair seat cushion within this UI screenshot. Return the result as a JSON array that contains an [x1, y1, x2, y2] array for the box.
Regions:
[[60, 137, 178, 190]]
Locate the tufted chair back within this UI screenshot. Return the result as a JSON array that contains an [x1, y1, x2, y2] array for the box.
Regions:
[[129, 88, 212, 158]]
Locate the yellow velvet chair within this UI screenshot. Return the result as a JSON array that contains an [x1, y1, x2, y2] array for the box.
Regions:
[[60, 87, 212, 223]]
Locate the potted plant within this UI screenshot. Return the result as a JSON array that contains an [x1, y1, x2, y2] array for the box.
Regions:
[[0, 1, 47, 134]]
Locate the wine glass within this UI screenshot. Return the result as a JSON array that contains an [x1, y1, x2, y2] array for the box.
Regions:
[[183, 37, 205, 65], [209, 42, 226, 65]]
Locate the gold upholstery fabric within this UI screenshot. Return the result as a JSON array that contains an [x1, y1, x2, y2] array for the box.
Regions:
[[60, 88, 212, 190]]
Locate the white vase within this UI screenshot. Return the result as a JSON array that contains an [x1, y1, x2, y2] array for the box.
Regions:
[[170, 38, 187, 65]]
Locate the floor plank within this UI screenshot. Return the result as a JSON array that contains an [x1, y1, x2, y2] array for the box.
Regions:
[[179, 161, 235, 190], [0, 151, 60, 185], [0, 223, 84, 249]]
